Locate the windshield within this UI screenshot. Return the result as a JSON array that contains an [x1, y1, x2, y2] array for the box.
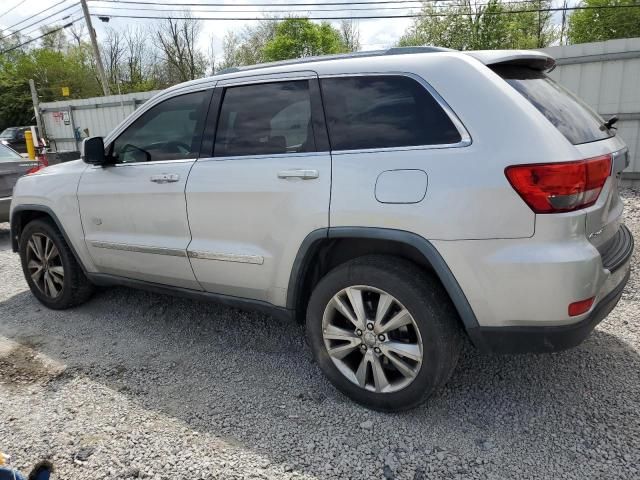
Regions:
[[0, 127, 20, 139], [492, 65, 614, 145], [0, 143, 21, 161]]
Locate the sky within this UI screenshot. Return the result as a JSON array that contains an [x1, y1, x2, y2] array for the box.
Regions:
[[1, 0, 419, 57], [1, 0, 574, 59]]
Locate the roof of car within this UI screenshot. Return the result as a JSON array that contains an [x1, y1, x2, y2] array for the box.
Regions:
[[160, 47, 556, 99], [215, 47, 555, 76]]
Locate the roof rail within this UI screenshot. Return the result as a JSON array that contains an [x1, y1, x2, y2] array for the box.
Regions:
[[215, 46, 455, 76]]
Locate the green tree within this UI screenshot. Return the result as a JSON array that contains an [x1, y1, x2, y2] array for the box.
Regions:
[[398, 0, 556, 50], [219, 21, 279, 69], [568, 0, 640, 44], [0, 42, 102, 131], [263, 18, 347, 62]]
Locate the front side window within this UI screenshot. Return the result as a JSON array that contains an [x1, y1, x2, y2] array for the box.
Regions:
[[321, 76, 462, 151], [214, 80, 314, 157], [112, 90, 208, 163]]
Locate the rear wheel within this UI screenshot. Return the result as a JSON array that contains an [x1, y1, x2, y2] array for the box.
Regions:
[[306, 255, 462, 411], [19, 218, 94, 309]]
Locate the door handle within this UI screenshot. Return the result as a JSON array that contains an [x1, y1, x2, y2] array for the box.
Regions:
[[150, 173, 180, 184], [277, 169, 319, 180]]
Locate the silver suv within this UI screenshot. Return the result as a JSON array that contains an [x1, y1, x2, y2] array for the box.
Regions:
[[10, 48, 634, 411]]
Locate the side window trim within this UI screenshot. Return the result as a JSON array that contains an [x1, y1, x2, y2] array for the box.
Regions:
[[105, 87, 214, 165], [318, 72, 472, 154], [200, 87, 223, 159], [309, 77, 330, 152]]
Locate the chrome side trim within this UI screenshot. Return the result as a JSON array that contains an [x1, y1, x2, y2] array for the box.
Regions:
[[216, 70, 318, 87], [196, 151, 328, 163], [187, 250, 264, 265], [90, 158, 195, 168], [89, 241, 187, 257], [319, 71, 472, 154]]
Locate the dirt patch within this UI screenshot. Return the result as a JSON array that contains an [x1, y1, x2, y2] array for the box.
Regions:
[[0, 338, 65, 387]]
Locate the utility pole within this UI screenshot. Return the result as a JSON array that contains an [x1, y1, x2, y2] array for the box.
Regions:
[[80, 0, 110, 96], [28, 79, 43, 140]]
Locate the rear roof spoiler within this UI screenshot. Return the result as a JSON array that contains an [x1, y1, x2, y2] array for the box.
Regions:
[[465, 50, 556, 72]]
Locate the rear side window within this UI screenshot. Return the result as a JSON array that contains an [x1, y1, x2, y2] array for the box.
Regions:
[[493, 66, 613, 145], [320, 76, 461, 151], [214, 80, 314, 157]]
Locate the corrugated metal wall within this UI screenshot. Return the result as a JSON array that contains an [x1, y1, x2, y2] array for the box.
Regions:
[[541, 38, 640, 178], [40, 91, 159, 153]]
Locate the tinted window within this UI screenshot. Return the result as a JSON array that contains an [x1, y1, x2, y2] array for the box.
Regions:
[[112, 91, 207, 163], [0, 143, 21, 162], [214, 81, 314, 157], [493, 66, 613, 145], [321, 76, 461, 151]]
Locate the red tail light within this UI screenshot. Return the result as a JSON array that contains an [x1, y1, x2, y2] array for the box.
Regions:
[[26, 156, 48, 175], [505, 154, 612, 213]]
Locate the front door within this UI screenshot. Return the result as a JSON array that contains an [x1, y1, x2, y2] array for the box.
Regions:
[[186, 74, 331, 306], [77, 89, 211, 289]]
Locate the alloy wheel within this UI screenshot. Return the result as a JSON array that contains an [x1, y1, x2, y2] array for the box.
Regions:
[[26, 233, 64, 298], [322, 285, 423, 393]]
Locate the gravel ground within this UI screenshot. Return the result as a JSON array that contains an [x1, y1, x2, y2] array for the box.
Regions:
[[0, 190, 639, 480]]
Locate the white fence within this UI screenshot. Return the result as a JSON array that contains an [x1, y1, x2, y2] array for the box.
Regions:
[[40, 90, 159, 154], [541, 38, 640, 179]]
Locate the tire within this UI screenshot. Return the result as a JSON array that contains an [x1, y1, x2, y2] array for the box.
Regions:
[[19, 218, 94, 309], [306, 255, 462, 411]]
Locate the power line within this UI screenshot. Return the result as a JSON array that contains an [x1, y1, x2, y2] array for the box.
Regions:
[[0, 2, 79, 41], [21, 8, 82, 39], [89, 0, 563, 14], [91, 4, 425, 13], [0, 0, 29, 18], [0, 18, 79, 54], [90, 0, 427, 5], [89, 4, 640, 21], [0, 0, 71, 36]]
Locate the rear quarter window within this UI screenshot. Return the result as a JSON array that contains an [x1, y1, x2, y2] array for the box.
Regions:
[[320, 75, 462, 151], [492, 65, 613, 145]]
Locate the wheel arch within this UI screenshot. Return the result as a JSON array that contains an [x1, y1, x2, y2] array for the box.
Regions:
[[287, 227, 485, 349], [10, 205, 87, 273]]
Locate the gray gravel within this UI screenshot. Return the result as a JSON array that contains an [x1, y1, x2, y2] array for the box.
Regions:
[[1, 190, 639, 480]]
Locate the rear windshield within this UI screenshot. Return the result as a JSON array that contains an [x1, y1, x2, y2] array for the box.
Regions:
[[0, 143, 21, 161], [0, 127, 19, 139], [492, 65, 613, 145]]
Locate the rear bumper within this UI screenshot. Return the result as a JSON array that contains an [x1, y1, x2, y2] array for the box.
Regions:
[[474, 261, 631, 354], [0, 197, 10, 222]]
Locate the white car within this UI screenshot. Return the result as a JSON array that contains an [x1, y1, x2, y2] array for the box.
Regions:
[[10, 48, 633, 411]]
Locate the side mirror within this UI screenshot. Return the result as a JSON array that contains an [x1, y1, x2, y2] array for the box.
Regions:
[[81, 136, 107, 165]]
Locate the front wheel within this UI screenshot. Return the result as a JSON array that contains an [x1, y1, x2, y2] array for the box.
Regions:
[[19, 218, 94, 309], [306, 255, 462, 411]]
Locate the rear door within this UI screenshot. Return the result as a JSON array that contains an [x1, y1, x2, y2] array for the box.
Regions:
[[185, 73, 331, 305]]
